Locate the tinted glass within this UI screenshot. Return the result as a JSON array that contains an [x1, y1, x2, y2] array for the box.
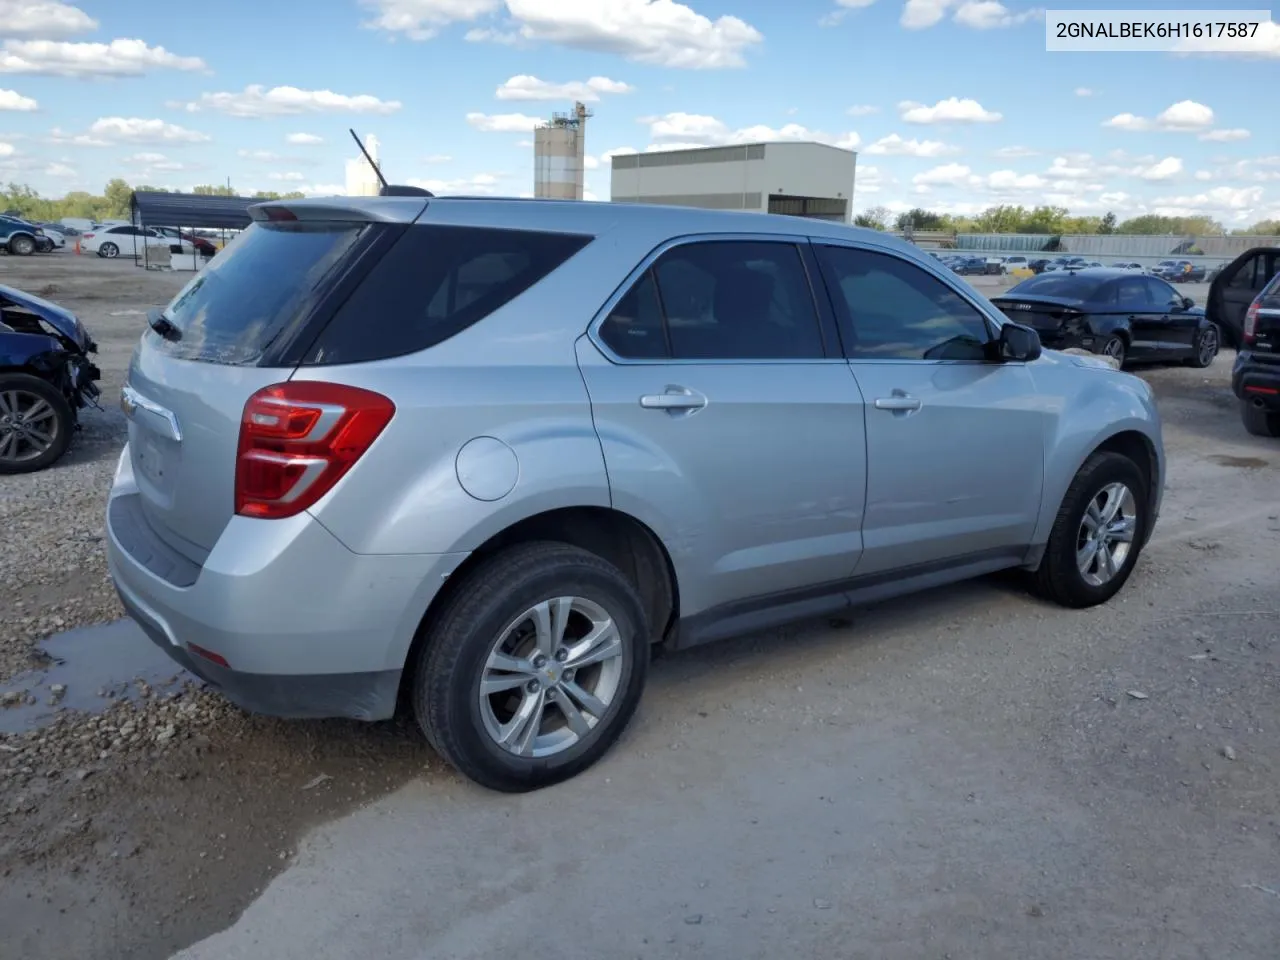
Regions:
[[1143, 276, 1179, 307], [816, 246, 991, 361], [309, 224, 592, 365], [1007, 273, 1105, 300], [646, 241, 824, 360], [156, 221, 368, 365], [599, 270, 667, 359], [1113, 276, 1151, 305], [1227, 255, 1261, 290]]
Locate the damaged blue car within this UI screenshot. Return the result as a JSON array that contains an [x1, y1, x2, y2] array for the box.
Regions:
[[0, 282, 101, 472]]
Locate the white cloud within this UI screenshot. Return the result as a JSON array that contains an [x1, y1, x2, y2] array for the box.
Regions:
[[0, 39, 206, 78], [269, 171, 307, 182], [1173, 19, 1280, 58], [424, 153, 452, 162], [1046, 155, 1096, 179], [51, 117, 211, 146], [1194, 170, 1213, 181], [901, 0, 1038, 29], [297, 182, 348, 197], [44, 161, 76, 177], [495, 74, 633, 101], [238, 149, 282, 161], [846, 104, 879, 116], [583, 155, 600, 170], [406, 172, 501, 194], [366, 0, 763, 67], [180, 85, 402, 118], [993, 145, 1038, 158], [488, 0, 763, 68], [1137, 156, 1183, 181], [286, 132, 324, 145], [952, 1, 1039, 29], [602, 146, 638, 160], [1198, 128, 1250, 143], [0, 141, 16, 157], [642, 112, 859, 150], [1075, 87, 1094, 97], [986, 169, 1046, 190], [820, 0, 877, 27], [854, 164, 890, 193], [0, 88, 37, 111], [1152, 186, 1267, 220], [359, 0, 501, 40], [899, 96, 1002, 124], [466, 111, 542, 132], [1103, 99, 1215, 133], [0, 1, 97, 38], [865, 133, 959, 157], [913, 162, 975, 187]]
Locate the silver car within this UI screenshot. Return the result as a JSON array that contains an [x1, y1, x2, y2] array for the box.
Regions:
[[106, 197, 1165, 791]]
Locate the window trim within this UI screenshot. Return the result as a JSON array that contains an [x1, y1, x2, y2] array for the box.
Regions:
[[809, 239, 1007, 365], [587, 232, 843, 365]]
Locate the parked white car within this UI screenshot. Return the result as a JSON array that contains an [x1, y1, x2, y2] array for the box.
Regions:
[[81, 224, 194, 259]]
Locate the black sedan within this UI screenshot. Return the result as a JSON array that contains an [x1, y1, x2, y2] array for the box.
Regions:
[[990, 268, 1219, 369]]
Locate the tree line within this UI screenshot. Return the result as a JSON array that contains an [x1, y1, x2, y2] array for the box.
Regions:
[[1, 179, 306, 223], [854, 204, 1280, 237]]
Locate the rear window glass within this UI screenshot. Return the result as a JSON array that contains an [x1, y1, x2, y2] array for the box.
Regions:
[[156, 221, 367, 365], [307, 224, 592, 365], [1007, 273, 1106, 300]]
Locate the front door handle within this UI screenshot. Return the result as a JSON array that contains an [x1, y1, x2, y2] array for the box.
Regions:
[[640, 386, 708, 413], [873, 396, 922, 412]]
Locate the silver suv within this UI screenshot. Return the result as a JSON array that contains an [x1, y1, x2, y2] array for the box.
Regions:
[[106, 197, 1164, 792]]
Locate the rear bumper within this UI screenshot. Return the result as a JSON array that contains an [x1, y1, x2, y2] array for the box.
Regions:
[[1232, 353, 1280, 411], [105, 445, 468, 721]]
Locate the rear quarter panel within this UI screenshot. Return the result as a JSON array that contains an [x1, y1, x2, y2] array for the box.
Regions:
[[1028, 352, 1164, 547], [292, 214, 678, 556]]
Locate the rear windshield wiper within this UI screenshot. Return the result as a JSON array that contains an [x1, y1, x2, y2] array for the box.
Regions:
[[147, 308, 182, 341]]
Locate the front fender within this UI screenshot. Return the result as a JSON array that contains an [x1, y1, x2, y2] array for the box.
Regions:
[[1029, 358, 1164, 548], [0, 330, 66, 376]]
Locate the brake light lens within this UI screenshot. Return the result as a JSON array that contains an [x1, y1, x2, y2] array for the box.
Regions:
[[235, 382, 395, 520], [1243, 298, 1261, 345], [83, 233, 95, 239]]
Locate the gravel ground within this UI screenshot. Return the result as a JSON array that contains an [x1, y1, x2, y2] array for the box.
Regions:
[[2, 253, 1267, 960]]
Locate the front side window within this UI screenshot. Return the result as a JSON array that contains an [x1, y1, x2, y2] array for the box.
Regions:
[[816, 245, 992, 361]]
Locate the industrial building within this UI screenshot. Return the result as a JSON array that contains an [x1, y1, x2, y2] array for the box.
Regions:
[[345, 133, 382, 197], [534, 102, 590, 200], [610, 142, 857, 222]]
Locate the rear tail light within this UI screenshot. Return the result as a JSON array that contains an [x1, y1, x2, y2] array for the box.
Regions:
[[83, 233, 95, 239], [235, 382, 395, 520], [1243, 298, 1261, 345]]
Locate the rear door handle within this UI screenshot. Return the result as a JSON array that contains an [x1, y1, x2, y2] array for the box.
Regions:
[[640, 386, 707, 412], [873, 396, 922, 411]]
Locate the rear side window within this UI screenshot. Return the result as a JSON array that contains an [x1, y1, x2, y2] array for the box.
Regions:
[[599, 240, 826, 361], [308, 224, 591, 365], [156, 221, 368, 365]]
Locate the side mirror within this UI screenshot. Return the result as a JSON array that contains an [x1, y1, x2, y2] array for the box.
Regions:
[[1181, 296, 1195, 311], [998, 322, 1041, 363]]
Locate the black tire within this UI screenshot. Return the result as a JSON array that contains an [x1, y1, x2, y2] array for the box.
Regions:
[[0, 373, 74, 474], [1241, 400, 1280, 438], [98, 242, 119, 259], [7, 234, 35, 256], [413, 542, 650, 792], [1185, 324, 1219, 369], [1099, 335, 1127, 369], [1030, 451, 1150, 608]]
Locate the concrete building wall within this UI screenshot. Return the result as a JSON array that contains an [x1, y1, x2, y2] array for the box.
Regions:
[[610, 142, 856, 222], [534, 104, 588, 201]]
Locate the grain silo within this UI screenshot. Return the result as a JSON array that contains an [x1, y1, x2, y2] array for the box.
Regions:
[[534, 102, 590, 200]]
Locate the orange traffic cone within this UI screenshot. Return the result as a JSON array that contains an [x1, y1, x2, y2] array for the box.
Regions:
[[74, 238, 81, 255]]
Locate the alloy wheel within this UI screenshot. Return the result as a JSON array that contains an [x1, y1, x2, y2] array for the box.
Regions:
[[1102, 337, 1126, 366], [1076, 482, 1137, 587], [1198, 327, 1218, 366], [0, 389, 59, 465], [478, 596, 625, 759]]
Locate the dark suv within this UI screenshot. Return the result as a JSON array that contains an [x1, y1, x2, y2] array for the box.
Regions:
[[1232, 270, 1280, 437]]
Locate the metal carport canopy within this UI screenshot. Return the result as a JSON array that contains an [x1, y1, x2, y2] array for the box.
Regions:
[[129, 190, 259, 230]]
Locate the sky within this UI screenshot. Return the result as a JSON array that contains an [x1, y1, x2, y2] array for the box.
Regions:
[[0, 0, 1276, 226]]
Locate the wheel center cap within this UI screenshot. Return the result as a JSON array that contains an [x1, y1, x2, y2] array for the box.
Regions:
[[541, 664, 561, 686]]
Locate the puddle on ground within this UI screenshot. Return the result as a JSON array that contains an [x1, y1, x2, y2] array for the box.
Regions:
[[1208, 454, 1271, 469], [0, 619, 194, 735]]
